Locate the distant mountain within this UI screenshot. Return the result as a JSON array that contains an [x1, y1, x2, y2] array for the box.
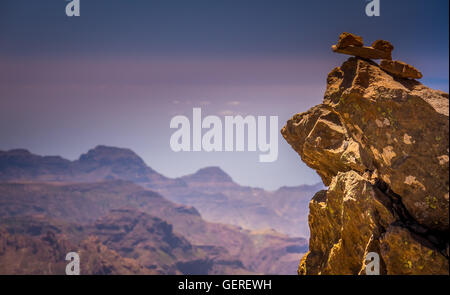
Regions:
[[181, 166, 235, 186], [166, 167, 322, 237], [0, 146, 321, 237], [0, 146, 184, 188]]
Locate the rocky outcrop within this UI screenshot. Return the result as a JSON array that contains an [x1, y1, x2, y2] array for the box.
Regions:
[[282, 36, 449, 274]]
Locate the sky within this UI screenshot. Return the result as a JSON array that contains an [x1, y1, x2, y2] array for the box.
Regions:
[[0, 0, 448, 190]]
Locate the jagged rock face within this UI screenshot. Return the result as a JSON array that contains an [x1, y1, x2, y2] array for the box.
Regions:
[[282, 57, 449, 275]]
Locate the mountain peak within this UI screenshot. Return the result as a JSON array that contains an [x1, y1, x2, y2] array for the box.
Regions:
[[183, 167, 233, 183], [1, 149, 32, 156], [78, 145, 146, 167], [80, 145, 140, 159]]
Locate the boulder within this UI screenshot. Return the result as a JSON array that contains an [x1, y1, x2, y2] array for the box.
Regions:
[[372, 40, 394, 54], [332, 45, 393, 60], [336, 32, 364, 49], [331, 33, 393, 60], [380, 59, 423, 79]]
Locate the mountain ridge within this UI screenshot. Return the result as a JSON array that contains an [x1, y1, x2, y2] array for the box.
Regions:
[[0, 146, 319, 237], [1, 146, 319, 192]]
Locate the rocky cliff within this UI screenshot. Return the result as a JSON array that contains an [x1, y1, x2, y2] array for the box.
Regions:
[[282, 33, 449, 275]]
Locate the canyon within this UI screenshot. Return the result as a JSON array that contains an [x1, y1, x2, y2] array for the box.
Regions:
[[0, 146, 311, 274]]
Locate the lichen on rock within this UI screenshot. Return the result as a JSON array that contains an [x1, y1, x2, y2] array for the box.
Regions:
[[282, 37, 449, 274]]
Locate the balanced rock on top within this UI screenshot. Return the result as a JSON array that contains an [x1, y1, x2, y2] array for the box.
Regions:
[[332, 32, 393, 60], [332, 32, 423, 80]]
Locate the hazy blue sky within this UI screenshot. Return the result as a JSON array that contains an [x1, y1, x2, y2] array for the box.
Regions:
[[0, 0, 448, 190]]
